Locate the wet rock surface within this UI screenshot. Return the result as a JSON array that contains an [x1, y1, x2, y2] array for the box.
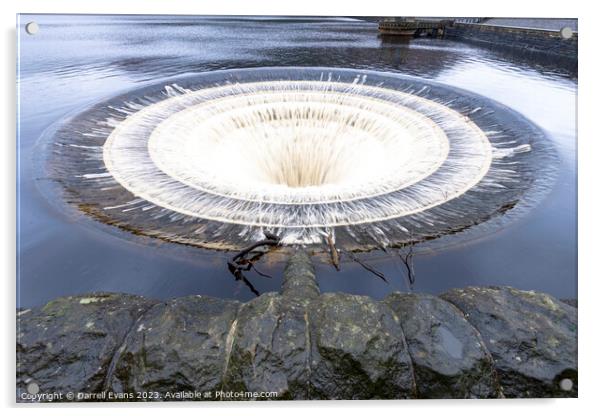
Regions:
[[441, 286, 578, 398], [222, 292, 311, 400], [17, 293, 157, 399], [384, 293, 500, 398], [109, 296, 241, 398], [17, 252, 577, 401], [308, 293, 415, 399]]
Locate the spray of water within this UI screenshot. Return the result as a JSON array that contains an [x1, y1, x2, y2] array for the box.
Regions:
[[44, 68, 554, 251]]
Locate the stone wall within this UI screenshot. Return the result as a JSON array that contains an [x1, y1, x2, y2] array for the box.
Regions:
[[445, 23, 577, 60], [17, 251, 577, 401]]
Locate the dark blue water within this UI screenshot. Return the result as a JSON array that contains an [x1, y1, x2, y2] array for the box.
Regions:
[[17, 15, 577, 308]]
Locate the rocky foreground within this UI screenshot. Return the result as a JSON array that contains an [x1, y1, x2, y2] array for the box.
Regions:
[[17, 251, 577, 401]]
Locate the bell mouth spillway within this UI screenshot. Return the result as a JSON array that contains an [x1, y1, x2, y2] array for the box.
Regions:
[[142, 84, 455, 204], [44, 67, 555, 251]]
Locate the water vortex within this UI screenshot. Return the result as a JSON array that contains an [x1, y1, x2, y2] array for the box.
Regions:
[[45, 68, 554, 250]]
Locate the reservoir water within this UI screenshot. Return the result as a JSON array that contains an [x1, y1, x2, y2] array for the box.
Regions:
[[17, 15, 577, 307]]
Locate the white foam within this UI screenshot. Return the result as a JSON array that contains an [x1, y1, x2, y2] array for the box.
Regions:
[[102, 80, 493, 229]]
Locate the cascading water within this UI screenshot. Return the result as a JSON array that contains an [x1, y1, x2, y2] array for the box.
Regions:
[[43, 67, 555, 252]]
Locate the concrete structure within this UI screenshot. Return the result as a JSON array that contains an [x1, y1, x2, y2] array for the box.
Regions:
[[378, 19, 450, 37], [376, 18, 577, 60], [480, 18, 577, 32], [444, 22, 577, 60]]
